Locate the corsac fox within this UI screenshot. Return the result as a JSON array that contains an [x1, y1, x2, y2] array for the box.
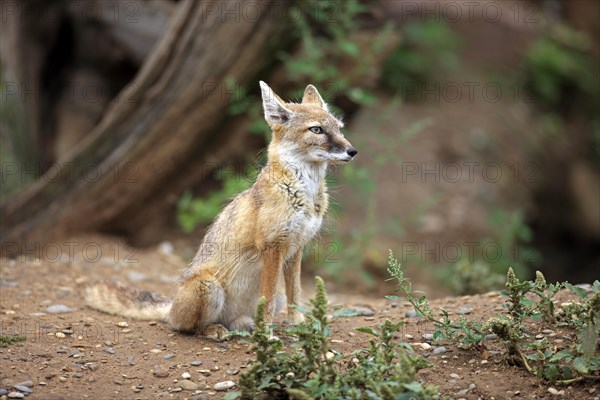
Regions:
[[86, 82, 357, 340]]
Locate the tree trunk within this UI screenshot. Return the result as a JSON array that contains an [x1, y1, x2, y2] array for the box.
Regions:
[[1, 0, 291, 255]]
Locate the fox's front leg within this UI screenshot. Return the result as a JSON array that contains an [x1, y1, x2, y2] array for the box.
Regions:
[[285, 250, 305, 324], [259, 246, 284, 323]]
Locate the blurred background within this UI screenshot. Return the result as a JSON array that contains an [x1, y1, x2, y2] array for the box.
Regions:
[[1, 0, 598, 297]]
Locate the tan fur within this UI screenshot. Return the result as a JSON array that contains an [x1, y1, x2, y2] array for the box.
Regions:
[[85, 82, 356, 339]]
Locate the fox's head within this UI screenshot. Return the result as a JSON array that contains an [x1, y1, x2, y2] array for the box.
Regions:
[[260, 81, 357, 165]]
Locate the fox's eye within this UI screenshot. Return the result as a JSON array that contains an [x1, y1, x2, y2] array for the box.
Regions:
[[309, 126, 324, 134]]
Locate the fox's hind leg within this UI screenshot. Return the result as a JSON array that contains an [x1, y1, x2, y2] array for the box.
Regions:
[[168, 270, 227, 340]]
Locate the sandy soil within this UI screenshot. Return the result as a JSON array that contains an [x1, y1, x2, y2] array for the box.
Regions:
[[0, 235, 597, 400]]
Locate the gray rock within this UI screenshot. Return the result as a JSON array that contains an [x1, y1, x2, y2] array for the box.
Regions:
[[404, 310, 418, 318], [0, 389, 8, 396], [190, 361, 202, 366], [177, 380, 198, 391], [457, 307, 472, 315], [163, 353, 175, 360], [433, 347, 447, 355], [355, 308, 375, 317], [15, 381, 33, 388], [8, 392, 25, 399], [484, 334, 498, 341], [103, 348, 115, 355], [45, 304, 73, 314], [153, 370, 169, 378], [12, 385, 32, 394], [422, 333, 434, 341], [214, 381, 235, 391]]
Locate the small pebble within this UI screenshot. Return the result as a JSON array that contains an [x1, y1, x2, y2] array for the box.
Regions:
[[181, 372, 191, 380], [0, 389, 8, 396], [177, 380, 198, 391], [103, 348, 115, 355], [55, 332, 66, 338], [16, 381, 33, 388], [45, 304, 73, 314], [404, 310, 418, 318], [484, 334, 498, 341], [449, 373, 460, 379], [420, 343, 431, 350], [190, 361, 202, 366], [548, 388, 564, 396], [13, 385, 32, 394], [422, 333, 434, 341], [214, 381, 235, 391], [457, 307, 472, 315], [7, 392, 25, 399], [433, 347, 447, 355], [163, 354, 175, 360], [354, 308, 375, 317], [153, 370, 169, 378], [116, 322, 129, 328]]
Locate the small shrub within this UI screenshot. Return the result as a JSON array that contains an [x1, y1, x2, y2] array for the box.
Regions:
[[388, 251, 600, 385], [231, 277, 439, 400], [381, 21, 461, 96]]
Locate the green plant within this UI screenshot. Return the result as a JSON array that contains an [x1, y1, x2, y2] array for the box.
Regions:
[[381, 21, 461, 95], [0, 335, 26, 347], [386, 251, 486, 349], [522, 22, 599, 156], [230, 276, 439, 400], [442, 208, 541, 295], [441, 259, 506, 296], [523, 23, 598, 112], [388, 251, 600, 385], [492, 269, 600, 384]]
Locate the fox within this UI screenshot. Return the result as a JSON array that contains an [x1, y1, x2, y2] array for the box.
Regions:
[[85, 81, 357, 340]]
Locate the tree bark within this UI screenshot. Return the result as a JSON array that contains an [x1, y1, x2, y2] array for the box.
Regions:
[[1, 0, 291, 254]]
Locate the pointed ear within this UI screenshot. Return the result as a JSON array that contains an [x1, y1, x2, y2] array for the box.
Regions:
[[260, 81, 292, 126], [302, 84, 328, 111]]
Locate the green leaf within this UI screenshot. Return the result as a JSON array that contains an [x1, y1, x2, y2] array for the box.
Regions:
[[564, 283, 589, 299], [333, 309, 361, 318], [355, 327, 379, 336], [549, 349, 572, 363], [573, 356, 590, 374], [402, 381, 424, 392], [339, 41, 359, 57], [385, 295, 404, 301], [544, 364, 560, 381], [578, 324, 598, 358], [223, 393, 241, 400]]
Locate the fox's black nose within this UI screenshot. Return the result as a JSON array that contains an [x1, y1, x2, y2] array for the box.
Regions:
[[347, 148, 358, 157]]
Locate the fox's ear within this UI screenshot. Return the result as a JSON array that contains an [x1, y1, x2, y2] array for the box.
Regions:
[[260, 81, 292, 125], [302, 84, 328, 111]]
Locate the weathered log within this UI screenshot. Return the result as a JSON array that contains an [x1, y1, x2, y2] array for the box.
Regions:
[[1, 0, 292, 254]]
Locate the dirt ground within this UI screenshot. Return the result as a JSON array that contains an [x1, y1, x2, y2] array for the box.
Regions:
[[0, 235, 597, 400]]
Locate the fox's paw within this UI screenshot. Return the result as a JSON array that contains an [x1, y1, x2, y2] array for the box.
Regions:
[[287, 310, 306, 324], [200, 324, 229, 342], [229, 316, 255, 334]]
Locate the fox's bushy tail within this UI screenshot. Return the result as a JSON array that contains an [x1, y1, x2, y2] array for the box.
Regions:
[[85, 281, 171, 321]]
